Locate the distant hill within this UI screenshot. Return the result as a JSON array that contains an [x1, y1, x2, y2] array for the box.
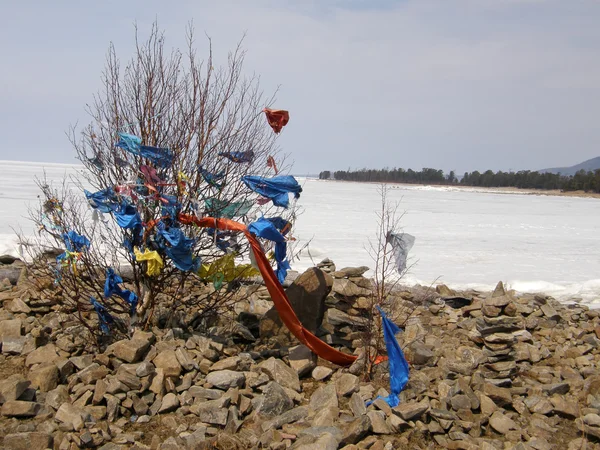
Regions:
[[540, 156, 600, 176]]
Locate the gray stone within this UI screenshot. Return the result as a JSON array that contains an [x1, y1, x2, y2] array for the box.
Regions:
[[260, 267, 332, 340], [136, 361, 155, 377], [482, 383, 512, 406], [188, 386, 222, 400], [349, 392, 367, 417], [25, 344, 59, 367], [258, 357, 301, 392], [158, 393, 180, 414], [310, 384, 338, 414], [336, 373, 360, 398], [333, 266, 370, 278], [1, 336, 26, 354], [55, 403, 88, 431], [175, 347, 197, 371], [489, 411, 517, 434], [28, 363, 59, 392], [2, 432, 53, 450], [153, 350, 182, 378], [408, 342, 435, 365], [190, 397, 230, 425], [261, 406, 309, 432], [0, 318, 22, 337], [206, 370, 246, 390], [285, 267, 333, 332], [524, 396, 553, 415], [45, 385, 70, 410], [392, 399, 429, 421], [341, 415, 372, 445], [312, 366, 333, 381], [325, 308, 368, 327], [313, 406, 339, 427], [367, 410, 392, 434], [291, 432, 339, 450], [451, 394, 472, 411], [210, 356, 241, 372], [0, 375, 30, 403], [111, 338, 151, 363], [550, 396, 578, 418], [255, 382, 294, 419], [70, 355, 93, 370], [1, 400, 40, 417], [288, 345, 317, 377]]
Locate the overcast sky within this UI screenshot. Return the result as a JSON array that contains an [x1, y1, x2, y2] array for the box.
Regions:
[[1, 0, 599, 175]]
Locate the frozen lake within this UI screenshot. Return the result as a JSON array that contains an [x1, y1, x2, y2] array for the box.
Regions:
[[1, 161, 599, 306]]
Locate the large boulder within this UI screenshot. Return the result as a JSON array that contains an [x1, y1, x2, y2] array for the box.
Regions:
[[260, 267, 333, 341]]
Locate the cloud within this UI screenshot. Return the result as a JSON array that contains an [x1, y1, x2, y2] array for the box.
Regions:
[[1, 0, 599, 174]]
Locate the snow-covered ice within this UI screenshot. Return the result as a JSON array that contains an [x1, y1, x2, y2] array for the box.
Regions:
[[1, 161, 599, 306]]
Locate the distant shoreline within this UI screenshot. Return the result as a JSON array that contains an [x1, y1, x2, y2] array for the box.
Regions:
[[315, 179, 600, 199]]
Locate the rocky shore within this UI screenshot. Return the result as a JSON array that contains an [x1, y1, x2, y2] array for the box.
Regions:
[[1, 256, 599, 449]]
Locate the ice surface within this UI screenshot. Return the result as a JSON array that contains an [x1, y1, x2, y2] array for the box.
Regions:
[[1, 161, 599, 306]]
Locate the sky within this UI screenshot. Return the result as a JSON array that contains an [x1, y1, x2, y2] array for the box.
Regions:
[[1, 0, 600, 175]]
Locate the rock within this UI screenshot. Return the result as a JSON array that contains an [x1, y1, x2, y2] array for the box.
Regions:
[[1, 400, 41, 417], [392, 400, 429, 421], [0, 318, 22, 337], [0, 375, 30, 403], [341, 415, 372, 445], [288, 345, 317, 377], [451, 395, 472, 411], [188, 386, 222, 400], [1, 336, 26, 354], [262, 406, 308, 433], [158, 393, 180, 414], [349, 392, 367, 417], [206, 370, 246, 390], [325, 309, 367, 328], [436, 284, 455, 297], [292, 432, 339, 450], [190, 398, 230, 425], [153, 350, 182, 378], [25, 344, 59, 367], [540, 304, 560, 320], [550, 396, 578, 418], [408, 342, 435, 365], [27, 363, 59, 392], [255, 382, 294, 418], [210, 356, 241, 372], [313, 406, 339, 427], [524, 396, 553, 415], [2, 432, 53, 450], [312, 366, 333, 381], [286, 267, 333, 332], [336, 373, 360, 397], [541, 382, 570, 396], [258, 357, 301, 392], [45, 386, 70, 411], [367, 411, 391, 434], [488, 411, 517, 434], [55, 403, 88, 431], [77, 363, 109, 385], [332, 278, 371, 297], [310, 384, 338, 414], [9, 297, 31, 314], [175, 348, 197, 371], [482, 383, 512, 407], [111, 337, 151, 363], [485, 282, 513, 308], [333, 266, 370, 278]]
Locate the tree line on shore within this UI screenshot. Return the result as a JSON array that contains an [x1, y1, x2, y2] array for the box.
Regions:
[[318, 168, 600, 193]]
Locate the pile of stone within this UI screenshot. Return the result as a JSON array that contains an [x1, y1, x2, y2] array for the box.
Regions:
[[1, 257, 600, 449]]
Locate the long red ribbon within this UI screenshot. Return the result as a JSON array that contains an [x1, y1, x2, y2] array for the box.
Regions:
[[178, 214, 357, 366]]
